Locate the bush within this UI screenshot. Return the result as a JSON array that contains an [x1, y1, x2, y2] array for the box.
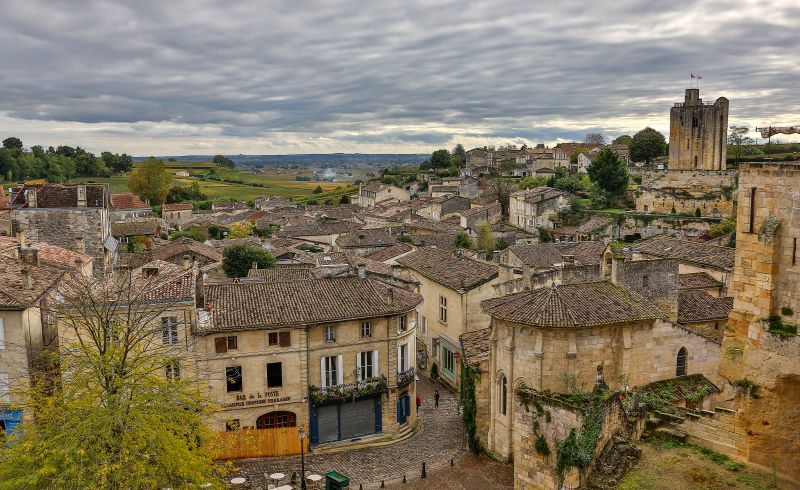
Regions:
[[535, 435, 551, 456], [430, 362, 439, 380], [694, 208, 702, 217], [170, 226, 208, 242], [222, 244, 275, 277], [397, 235, 414, 244]]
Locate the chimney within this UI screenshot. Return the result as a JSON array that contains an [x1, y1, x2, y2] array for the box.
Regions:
[[19, 246, 39, 266], [391, 263, 400, 279], [74, 237, 85, 254], [28, 187, 38, 208], [561, 254, 575, 267], [610, 255, 624, 286], [183, 254, 191, 271], [387, 288, 394, 306], [252, 261, 258, 270], [21, 268, 31, 289], [77, 185, 87, 207], [17, 229, 26, 248], [522, 264, 532, 286], [492, 250, 500, 263], [357, 263, 366, 279]]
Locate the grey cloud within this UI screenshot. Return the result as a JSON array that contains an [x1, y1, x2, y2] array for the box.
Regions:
[[0, 0, 798, 153]]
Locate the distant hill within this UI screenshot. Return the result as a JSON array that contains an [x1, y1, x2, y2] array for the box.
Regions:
[[133, 153, 428, 167]]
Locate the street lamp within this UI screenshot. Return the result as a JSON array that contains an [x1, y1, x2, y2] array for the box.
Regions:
[[299, 425, 307, 490]]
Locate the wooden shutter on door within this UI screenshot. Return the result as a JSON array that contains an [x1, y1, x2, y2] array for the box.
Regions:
[[372, 350, 379, 377], [214, 337, 227, 353], [356, 352, 363, 382]]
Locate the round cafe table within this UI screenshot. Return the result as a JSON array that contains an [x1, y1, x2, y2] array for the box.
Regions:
[[269, 473, 286, 485], [230, 477, 247, 485], [307, 474, 323, 488]]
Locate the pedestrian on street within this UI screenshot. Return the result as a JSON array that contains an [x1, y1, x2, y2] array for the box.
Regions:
[[416, 395, 421, 411], [434, 389, 440, 410]]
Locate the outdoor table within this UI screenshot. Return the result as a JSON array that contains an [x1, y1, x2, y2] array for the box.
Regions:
[[269, 472, 285, 485], [230, 477, 247, 485]]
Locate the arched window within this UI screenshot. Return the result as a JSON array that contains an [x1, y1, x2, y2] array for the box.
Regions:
[[256, 411, 296, 429], [643, 205, 649, 213], [499, 374, 508, 416], [676, 347, 687, 377]]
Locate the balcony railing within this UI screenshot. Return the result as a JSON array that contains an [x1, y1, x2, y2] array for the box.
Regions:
[[397, 367, 415, 387], [309, 376, 388, 405]]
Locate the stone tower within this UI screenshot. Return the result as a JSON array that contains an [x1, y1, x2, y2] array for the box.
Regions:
[[669, 88, 729, 170]]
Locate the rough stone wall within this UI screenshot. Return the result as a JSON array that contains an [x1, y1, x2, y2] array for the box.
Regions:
[[472, 359, 492, 451], [440, 196, 470, 216], [635, 169, 737, 217], [668, 89, 728, 171], [613, 257, 679, 320], [719, 162, 800, 482], [620, 215, 718, 241]]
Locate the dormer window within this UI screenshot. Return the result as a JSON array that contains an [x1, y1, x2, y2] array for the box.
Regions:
[[143, 267, 158, 277]]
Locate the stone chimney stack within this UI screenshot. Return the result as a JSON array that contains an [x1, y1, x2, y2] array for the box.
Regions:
[[387, 288, 394, 306], [74, 237, 85, 254], [391, 264, 400, 280], [27, 187, 38, 208], [19, 246, 40, 266], [17, 229, 27, 248], [183, 254, 191, 271], [357, 263, 366, 279], [522, 264, 532, 287], [77, 185, 87, 207], [21, 269, 31, 289], [561, 254, 575, 267], [610, 255, 624, 286]]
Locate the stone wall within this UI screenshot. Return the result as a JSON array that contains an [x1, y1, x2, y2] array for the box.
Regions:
[[668, 89, 728, 171], [618, 214, 719, 241], [612, 257, 678, 320], [635, 169, 737, 217]]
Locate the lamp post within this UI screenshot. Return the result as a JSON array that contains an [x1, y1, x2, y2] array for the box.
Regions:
[[300, 425, 307, 490]]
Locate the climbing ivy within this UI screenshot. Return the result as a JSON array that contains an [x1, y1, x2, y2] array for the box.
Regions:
[[555, 388, 606, 485], [460, 363, 480, 453]]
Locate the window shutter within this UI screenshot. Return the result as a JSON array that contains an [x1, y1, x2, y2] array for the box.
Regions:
[[356, 353, 363, 382], [372, 350, 379, 377], [214, 337, 227, 354], [0, 317, 5, 350], [397, 345, 402, 373], [279, 331, 291, 347], [336, 354, 344, 385], [320, 357, 327, 388]]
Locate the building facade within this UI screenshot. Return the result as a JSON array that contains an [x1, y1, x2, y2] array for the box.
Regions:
[[508, 187, 569, 233], [669, 88, 729, 171]]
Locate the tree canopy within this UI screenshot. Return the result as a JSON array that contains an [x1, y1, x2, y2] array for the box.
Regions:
[[212, 154, 234, 168], [452, 144, 466, 167], [612, 135, 633, 145], [128, 157, 173, 205], [165, 181, 207, 203], [728, 126, 755, 166], [2, 137, 22, 149], [454, 231, 474, 249], [430, 149, 452, 169], [222, 243, 276, 277], [584, 133, 606, 145], [0, 138, 128, 183], [587, 148, 629, 196], [630, 127, 667, 164]]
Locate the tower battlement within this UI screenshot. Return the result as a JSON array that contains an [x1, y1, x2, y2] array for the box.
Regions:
[[669, 89, 729, 171]]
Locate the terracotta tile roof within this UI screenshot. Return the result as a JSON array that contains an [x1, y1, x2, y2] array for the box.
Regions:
[[205, 237, 263, 250], [337, 229, 397, 249], [0, 255, 65, 309], [132, 260, 197, 302], [162, 203, 193, 213], [201, 276, 422, 333], [247, 267, 315, 282], [365, 242, 414, 262], [576, 216, 614, 234], [111, 193, 150, 210], [116, 238, 221, 269], [10, 183, 109, 208], [638, 373, 721, 402], [510, 186, 566, 204], [0, 237, 92, 270], [460, 328, 491, 370], [411, 233, 459, 251], [563, 241, 606, 267], [505, 243, 564, 269], [481, 281, 662, 328], [631, 236, 735, 271], [397, 247, 498, 291], [678, 290, 733, 324], [111, 220, 162, 237], [276, 220, 359, 238], [678, 272, 723, 290]]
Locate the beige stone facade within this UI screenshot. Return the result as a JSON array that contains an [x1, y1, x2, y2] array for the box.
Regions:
[[634, 169, 737, 217], [509, 187, 569, 233], [354, 183, 410, 208], [669, 89, 728, 171]]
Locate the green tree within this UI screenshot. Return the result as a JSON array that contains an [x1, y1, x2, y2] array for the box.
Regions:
[[128, 157, 172, 205], [0, 273, 219, 488], [630, 127, 667, 164], [212, 154, 234, 168], [519, 176, 550, 190], [2, 137, 22, 150], [452, 144, 466, 167], [612, 135, 633, 145], [338, 193, 351, 204], [312, 185, 323, 194], [227, 221, 255, 238], [430, 149, 452, 169], [728, 126, 755, 166], [222, 244, 276, 277], [476, 221, 495, 255], [454, 231, 474, 249], [570, 147, 592, 165], [587, 148, 629, 196], [584, 133, 606, 145]]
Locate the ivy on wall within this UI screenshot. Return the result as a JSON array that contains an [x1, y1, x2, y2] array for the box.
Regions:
[[460, 363, 480, 453]]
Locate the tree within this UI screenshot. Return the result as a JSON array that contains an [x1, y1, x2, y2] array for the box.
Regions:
[[2, 137, 22, 150], [212, 154, 234, 168], [570, 147, 592, 165], [312, 185, 323, 194], [519, 176, 550, 190], [339, 193, 351, 204], [128, 157, 172, 205], [101, 152, 133, 174], [430, 149, 452, 169], [227, 220, 255, 238], [728, 126, 755, 166], [584, 133, 606, 145], [452, 144, 466, 167], [587, 148, 629, 196], [454, 231, 474, 249], [0, 273, 219, 488], [612, 135, 633, 145], [476, 221, 495, 255], [488, 178, 516, 216], [222, 244, 275, 277], [630, 127, 667, 164]]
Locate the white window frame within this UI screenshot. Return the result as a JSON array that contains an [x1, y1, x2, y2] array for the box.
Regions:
[[398, 315, 406, 332], [357, 350, 378, 382], [321, 355, 343, 388], [361, 321, 372, 338], [161, 317, 178, 345], [324, 325, 337, 343], [398, 343, 409, 373], [439, 296, 448, 323]]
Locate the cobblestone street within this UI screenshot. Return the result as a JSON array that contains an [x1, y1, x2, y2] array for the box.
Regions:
[[230, 376, 512, 489]]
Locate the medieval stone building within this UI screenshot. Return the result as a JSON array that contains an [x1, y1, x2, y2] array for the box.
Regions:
[[669, 88, 729, 171]]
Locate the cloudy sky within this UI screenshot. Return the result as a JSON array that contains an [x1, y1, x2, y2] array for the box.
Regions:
[[1, 0, 799, 155]]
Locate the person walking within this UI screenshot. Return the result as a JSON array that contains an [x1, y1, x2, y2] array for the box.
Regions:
[[434, 389, 440, 410]]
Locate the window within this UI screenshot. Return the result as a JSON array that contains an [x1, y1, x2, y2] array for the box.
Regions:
[[257, 411, 296, 429], [499, 375, 508, 416], [419, 315, 427, 335], [266, 362, 283, 388], [227, 336, 238, 350], [357, 351, 375, 381], [676, 347, 687, 377], [268, 331, 291, 346], [215, 337, 228, 353], [398, 343, 409, 372], [432, 338, 439, 358], [161, 317, 178, 345], [749, 187, 757, 233], [324, 325, 337, 343], [399, 315, 407, 331], [361, 321, 372, 338], [225, 419, 240, 431], [793, 238, 797, 266], [165, 360, 181, 381], [322, 356, 339, 387], [226, 366, 242, 392], [642, 275, 649, 287], [439, 296, 448, 323], [441, 345, 455, 377], [0, 317, 5, 350]]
